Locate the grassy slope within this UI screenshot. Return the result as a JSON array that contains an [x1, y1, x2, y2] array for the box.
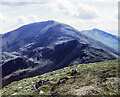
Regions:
[[1, 59, 119, 96]]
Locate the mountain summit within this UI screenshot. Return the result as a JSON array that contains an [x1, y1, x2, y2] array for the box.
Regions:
[[2, 20, 119, 55]]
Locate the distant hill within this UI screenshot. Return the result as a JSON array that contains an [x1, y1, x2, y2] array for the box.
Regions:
[[81, 28, 119, 51]]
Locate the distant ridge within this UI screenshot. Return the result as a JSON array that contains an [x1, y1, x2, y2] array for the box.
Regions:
[[81, 28, 119, 51]]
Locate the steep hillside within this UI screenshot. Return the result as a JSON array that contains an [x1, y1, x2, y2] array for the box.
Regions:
[[1, 60, 119, 96], [2, 40, 116, 87]]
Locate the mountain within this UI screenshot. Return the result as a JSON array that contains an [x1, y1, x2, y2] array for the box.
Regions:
[[2, 20, 119, 56], [1, 20, 118, 87], [81, 28, 120, 52]]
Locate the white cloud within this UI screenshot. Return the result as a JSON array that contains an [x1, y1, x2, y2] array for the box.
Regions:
[[0, 0, 47, 6], [76, 3, 100, 19], [16, 15, 39, 25], [1, 0, 42, 2], [0, 0, 118, 36], [46, 0, 100, 20], [0, 14, 42, 34], [89, 0, 119, 2], [69, 0, 119, 2], [2, 0, 118, 2]]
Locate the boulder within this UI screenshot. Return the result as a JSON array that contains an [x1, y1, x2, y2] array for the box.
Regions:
[[71, 69, 78, 76]]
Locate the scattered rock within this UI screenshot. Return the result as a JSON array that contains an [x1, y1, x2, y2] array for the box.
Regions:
[[28, 79, 52, 90], [71, 69, 78, 76], [18, 87, 22, 89], [46, 79, 50, 82], [59, 79, 66, 84], [51, 76, 70, 91], [101, 78, 107, 82], [12, 93, 17, 95], [39, 90, 44, 94], [58, 77, 70, 84], [27, 85, 36, 90], [71, 76, 76, 79], [35, 80, 44, 89]]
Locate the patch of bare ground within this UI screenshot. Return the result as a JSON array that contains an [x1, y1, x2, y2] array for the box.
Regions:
[[74, 84, 99, 95]]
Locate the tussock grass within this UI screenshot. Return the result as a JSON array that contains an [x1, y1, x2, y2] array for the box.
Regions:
[[1, 59, 119, 95]]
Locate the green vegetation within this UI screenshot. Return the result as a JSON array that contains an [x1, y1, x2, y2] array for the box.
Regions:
[[1, 59, 119, 96]]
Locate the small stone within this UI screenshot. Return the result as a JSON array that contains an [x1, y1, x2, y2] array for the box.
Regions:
[[18, 87, 22, 89], [71, 76, 76, 79], [59, 79, 66, 83], [39, 90, 44, 94], [71, 69, 78, 76], [27, 85, 36, 90], [12, 93, 17, 95]]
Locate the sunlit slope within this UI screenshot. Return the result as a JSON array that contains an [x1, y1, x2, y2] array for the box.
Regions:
[[1, 59, 119, 96]]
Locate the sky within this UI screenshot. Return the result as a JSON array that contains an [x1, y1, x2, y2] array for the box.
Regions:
[[0, 0, 119, 36]]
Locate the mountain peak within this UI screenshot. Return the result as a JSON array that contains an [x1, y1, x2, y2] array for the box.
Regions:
[[47, 20, 56, 22], [45, 20, 58, 24], [92, 28, 101, 31], [26, 20, 58, 26]]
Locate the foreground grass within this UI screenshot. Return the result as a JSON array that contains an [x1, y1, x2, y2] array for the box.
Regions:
[[1, 59, 119, 96]]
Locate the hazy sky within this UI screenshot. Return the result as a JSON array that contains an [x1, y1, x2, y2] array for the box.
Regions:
[[0, 0, 119, 36]]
